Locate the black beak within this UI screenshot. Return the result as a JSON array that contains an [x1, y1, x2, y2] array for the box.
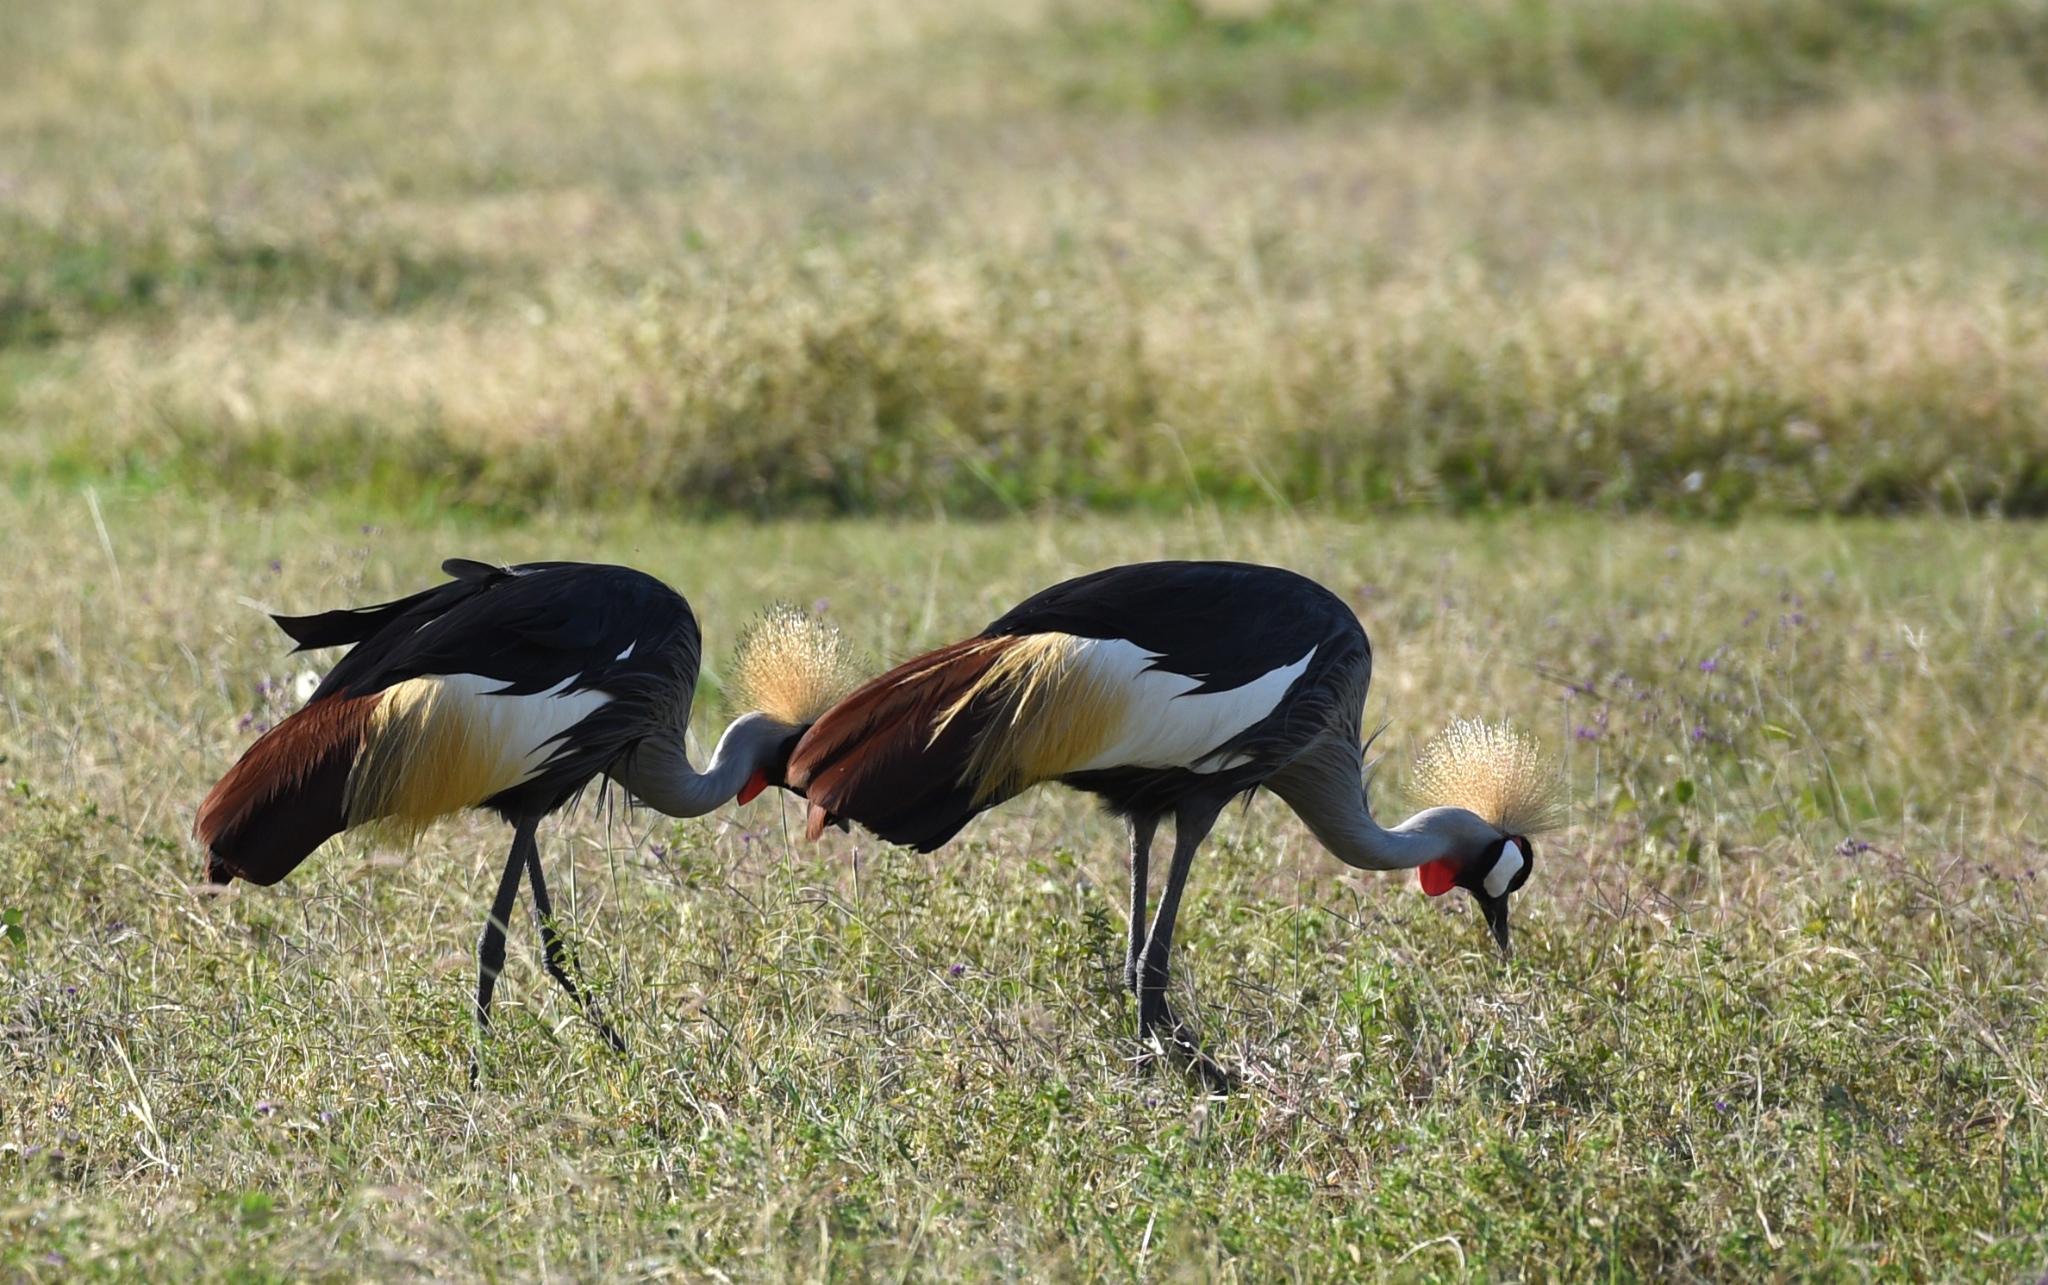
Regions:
[[1476, 891, 1512, 955]]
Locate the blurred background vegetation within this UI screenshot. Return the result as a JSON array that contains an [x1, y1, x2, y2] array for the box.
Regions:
[[4, 0, 2046, 518]]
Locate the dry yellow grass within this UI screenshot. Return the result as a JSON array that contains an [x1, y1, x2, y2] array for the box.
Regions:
[[6, 0, 2048, 513]]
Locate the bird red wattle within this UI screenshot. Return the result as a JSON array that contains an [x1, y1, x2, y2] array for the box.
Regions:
[[1418, 857, 1458, 897], [737, 768, 768, 805]]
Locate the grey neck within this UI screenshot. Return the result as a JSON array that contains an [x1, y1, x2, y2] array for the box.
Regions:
[[609, 712, 794, 818], [1264, 734, 1497, 871]]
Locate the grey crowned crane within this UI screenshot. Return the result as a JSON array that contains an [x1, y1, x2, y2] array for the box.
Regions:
[[786, 560, 1563, 1091], [196, 560, 853, 1063]]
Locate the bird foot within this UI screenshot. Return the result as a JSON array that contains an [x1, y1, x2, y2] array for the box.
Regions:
[[1136, 1020, 1241, 1095], [590, 1015, 627, 1055]]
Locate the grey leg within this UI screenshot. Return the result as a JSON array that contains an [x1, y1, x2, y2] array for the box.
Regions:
[[1135, 795, 1237, 1092], [525, 838, 626, 1052], [1124, 814, 1158, 995]]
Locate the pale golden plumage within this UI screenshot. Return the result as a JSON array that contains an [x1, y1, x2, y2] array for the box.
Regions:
[[348, 674, 612, 840], [1410, 718, 1567, 837], [930, 633, 1132, 803], [348, 676, 479, 835], [726, 605, 864, 727]]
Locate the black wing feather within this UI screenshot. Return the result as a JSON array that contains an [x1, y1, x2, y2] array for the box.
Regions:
[[273, 581, 467, 652], [982, 561, 1356, 693], [302, 562, 693, 703], [987, 560, 1374, 782]]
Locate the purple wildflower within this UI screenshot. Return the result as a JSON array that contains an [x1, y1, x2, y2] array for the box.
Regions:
[[1699, 658, 1718, 673], [254, 1101, 276, 1117], [949, 963, 966, 977]]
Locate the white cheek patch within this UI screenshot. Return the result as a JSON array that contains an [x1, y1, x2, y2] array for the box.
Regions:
[[1483, 838, 1527, 899]]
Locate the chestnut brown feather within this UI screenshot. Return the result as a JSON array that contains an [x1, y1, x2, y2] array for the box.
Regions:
[[786, 636, 1027, 850], [195, 693, 382, 885]]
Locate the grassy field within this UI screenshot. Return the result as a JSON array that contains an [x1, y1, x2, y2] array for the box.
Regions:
[[5, 0, 2048, 1278], [1, 491, 2045, 1280], [6, 0, 2048, 515]]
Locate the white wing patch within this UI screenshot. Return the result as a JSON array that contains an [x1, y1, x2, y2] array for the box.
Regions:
[[458, 672, 613, 784], [616, 642, 635, 661], [1072, 639, 1314, 774]]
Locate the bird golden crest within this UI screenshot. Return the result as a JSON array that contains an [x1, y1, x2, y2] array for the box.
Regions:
[[1409, 718, 1566, 836], [726, 605, 864, 726]]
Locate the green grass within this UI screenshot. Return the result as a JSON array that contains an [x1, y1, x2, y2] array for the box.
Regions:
[[1, 490, 2044, 1279], [1035, 0, 2048, 117], [6, 0, 2048, 518], [0, 215, 510, 348]]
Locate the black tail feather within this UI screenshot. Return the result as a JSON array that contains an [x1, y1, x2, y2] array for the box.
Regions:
[[441, 558, 503, 581], [270, 559, 526, 652], [272, 583, 460, 652]]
